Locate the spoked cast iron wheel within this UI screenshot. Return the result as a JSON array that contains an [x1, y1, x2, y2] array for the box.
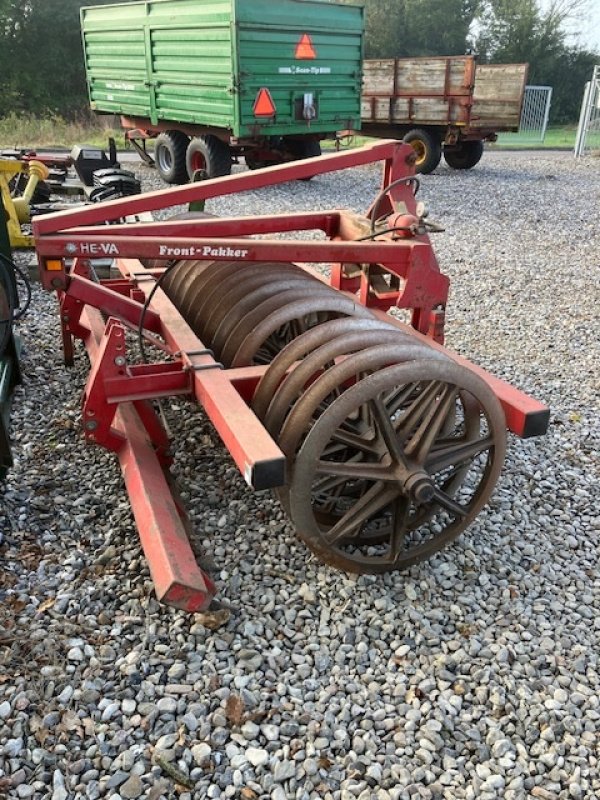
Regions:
[[287, 360, 506, 573]]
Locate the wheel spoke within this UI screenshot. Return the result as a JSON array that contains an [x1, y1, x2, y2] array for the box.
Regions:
[[315, 459, 393, 483], [385, 382, 417, 416], [389, 495, 412, 560], [329, 427, 380, 455], [322, 482, 398, 544], [432, 487, 469, 518], [426, 434, 494, 474], [405, 384, 458, 463], [395, 381, 442, 441], [370, 396, 406, 463]]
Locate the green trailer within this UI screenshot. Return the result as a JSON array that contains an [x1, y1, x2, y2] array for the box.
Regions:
[[81, 0, 364, 181]]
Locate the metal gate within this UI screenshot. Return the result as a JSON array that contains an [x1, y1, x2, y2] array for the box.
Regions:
[[498, 85, 553, 143], [574, 65, 600, 157]]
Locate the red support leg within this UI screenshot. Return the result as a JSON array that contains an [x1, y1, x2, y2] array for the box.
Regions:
[[81, 305, 217, 611]]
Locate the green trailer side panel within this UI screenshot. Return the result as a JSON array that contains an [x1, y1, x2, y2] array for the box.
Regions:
[[81, 0, 363, 137], [236, 27, 362, 136]]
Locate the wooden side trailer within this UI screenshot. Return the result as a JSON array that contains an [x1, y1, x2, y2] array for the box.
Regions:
[[361, 56, 528, 172]]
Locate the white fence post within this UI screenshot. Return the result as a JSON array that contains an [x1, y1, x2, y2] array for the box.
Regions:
[[574, 65, 600, 158]]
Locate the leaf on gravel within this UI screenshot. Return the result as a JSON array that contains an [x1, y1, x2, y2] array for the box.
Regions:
[[225, 693, 245, 727], [37, 597, 55, 613], [194, 608, 231, 631], [83, 717, 96, 736], [35, 727, 51, 746], [6, 597, 27, 613], [29, 715, 43, 733], [240, 789, 258, 800], [58, 711, 82, 734]]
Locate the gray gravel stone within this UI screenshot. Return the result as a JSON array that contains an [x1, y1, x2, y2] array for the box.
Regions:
[[246, 748, 269, 767], [120, 775, 144, 799], [192, 743, 212, 766]]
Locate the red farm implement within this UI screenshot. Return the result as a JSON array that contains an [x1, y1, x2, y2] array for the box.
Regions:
[[33, 141, 549, 612]]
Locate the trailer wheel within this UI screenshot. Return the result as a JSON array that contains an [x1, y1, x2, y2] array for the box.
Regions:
[[444, 140, 485, 170], [245, 154, 278, 170], [186, 136, 232, 180], [154, 131, 189, 184], [288, 139, 322, 159], [287, 138, 322, 180], [403, 129, 442, 174]]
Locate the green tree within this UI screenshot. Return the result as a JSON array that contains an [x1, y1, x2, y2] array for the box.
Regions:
[[402, 0, 480, 57], [0, 0, 113, 118], [362, 0, 480, 57], [474, 0, 598, 122]]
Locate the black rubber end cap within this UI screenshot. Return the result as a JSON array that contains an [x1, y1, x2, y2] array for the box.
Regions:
[[251, 458, 286, 491], [521, 408, 551, 439]]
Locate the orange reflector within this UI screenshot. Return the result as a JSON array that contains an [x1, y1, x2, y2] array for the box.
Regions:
[[295, 33, 316, 60], [45, 259, 63, 271], [253, 88, 276, 117]]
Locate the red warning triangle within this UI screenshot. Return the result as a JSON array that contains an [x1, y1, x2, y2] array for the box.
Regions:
[[253, 87, 276, 117], [295, 33, 316, 60]]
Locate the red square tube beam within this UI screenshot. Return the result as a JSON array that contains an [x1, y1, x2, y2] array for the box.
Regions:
[[36, 233, 421, 271], [116, 259, 286, 490], [372, 311, 550, 439], [32, 140, 411, 236], [81, 305, 216, 612], [61, 211, 342, 241]]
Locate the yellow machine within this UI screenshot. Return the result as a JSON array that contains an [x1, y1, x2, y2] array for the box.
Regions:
[[0, 158, 50, 248]]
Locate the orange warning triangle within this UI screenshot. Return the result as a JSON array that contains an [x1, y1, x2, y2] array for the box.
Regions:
[[295, 33, 316, 60], [253, 87, 276, 117]]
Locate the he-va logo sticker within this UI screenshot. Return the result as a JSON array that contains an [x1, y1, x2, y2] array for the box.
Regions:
[[66, 242, 120, 255]]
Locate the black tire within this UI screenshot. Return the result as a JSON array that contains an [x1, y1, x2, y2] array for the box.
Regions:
[[287, 138, 322, 159], [245, 154, 278, 170], [286, 138, 322, 181], [31, 179, 52, 205], [444, 140, 485, 170], [186, 136, 231, 180], [154, 131, 189, 184], [403, 129, 442, 174]]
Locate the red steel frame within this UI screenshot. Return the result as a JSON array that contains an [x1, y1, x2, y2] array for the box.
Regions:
[[33, 140, 549, 611]]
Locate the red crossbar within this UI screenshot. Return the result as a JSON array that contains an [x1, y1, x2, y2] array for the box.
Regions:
[[32, 140, 407, 235]]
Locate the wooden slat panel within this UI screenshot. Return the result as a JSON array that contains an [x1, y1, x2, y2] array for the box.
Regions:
[[395, 57, 471, 96], [360, 97, 373, 119], [411, 97, 453, 123], [472, 64, 527, 127], [374, 97, 391, 121], [363, 59, 395, 95], [391, 97, 410, 121]]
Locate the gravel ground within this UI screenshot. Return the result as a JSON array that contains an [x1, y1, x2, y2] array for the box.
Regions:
[[1, 149, 599, 800]]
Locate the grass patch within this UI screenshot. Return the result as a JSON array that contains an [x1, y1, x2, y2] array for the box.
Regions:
[[329, 127, 578, 152], [0, 114, 580, 153], [0, 113, 123, 150], [494, 125, 577, 148]]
